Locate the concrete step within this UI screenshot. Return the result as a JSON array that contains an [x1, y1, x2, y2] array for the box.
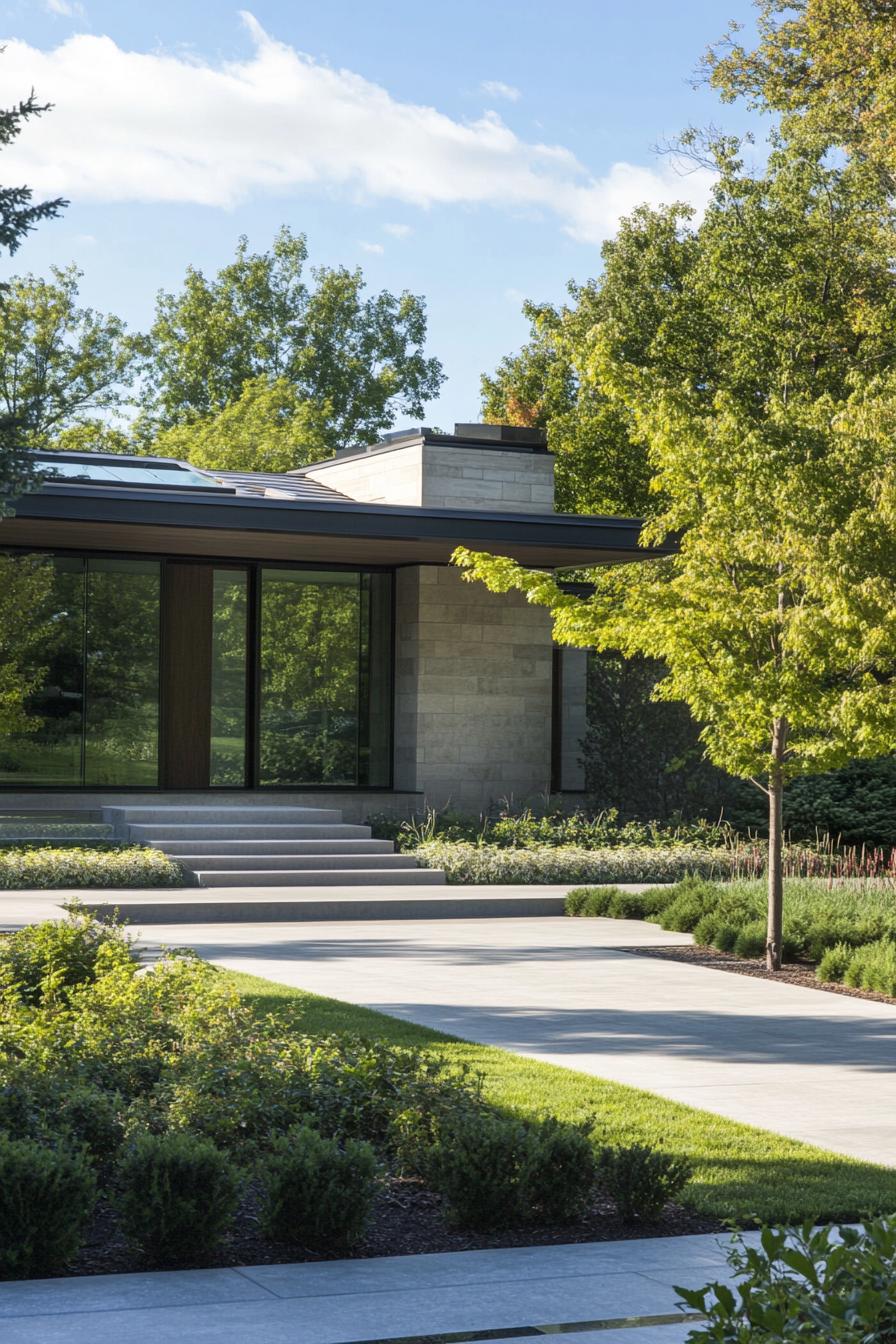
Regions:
[[157, 839, 396, 856], [82, 888, 566, 921], [107, 806, 344, 826], [130, 823, 372, 842], [192, 868, 446, 887], [178, 853, 418, 872]]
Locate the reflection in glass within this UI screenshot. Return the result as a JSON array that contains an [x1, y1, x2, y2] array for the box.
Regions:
[[259, 570, 361, 786], [0, 555, 84, 785], [84, 560, 161, 785], [210, 570, 248, 786], [361, 572, 392, 787]]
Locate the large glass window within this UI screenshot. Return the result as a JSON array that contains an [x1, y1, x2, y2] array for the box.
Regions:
[[210, 569, 249, 786], [0, 552, 391, 790], [0, 554, 161, 787], [259, 570, 362, 786]]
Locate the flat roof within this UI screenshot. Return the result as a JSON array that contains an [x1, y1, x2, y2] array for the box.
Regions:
[[3, 451, 671, 570]]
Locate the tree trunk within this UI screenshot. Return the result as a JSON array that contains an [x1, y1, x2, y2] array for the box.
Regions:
[[766, 719, 786, 972]]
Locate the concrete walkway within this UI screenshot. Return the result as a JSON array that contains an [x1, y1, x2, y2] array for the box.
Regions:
[[125, 913, 896, 1166], [0, 1232, 738, 1343]]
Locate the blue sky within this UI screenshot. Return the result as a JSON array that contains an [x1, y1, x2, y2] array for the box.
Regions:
[[2, 1, 757, 429]]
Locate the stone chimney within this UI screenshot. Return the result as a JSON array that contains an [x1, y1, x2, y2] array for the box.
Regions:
[[298, 423, 555, 513]]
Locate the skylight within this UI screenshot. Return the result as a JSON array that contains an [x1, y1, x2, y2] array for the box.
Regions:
[[35, 458, 233, 491]]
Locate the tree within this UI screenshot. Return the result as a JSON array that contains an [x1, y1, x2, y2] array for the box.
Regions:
[[0, 82, 67, 500], [0, 554, 54, 740], [151, 375, 330, 473], [457, 138, 896, 971], [707, 1, 896, 189], [481, 205, 698, 516], [139, 227, 444, 460], [0, 266, 139, 450]]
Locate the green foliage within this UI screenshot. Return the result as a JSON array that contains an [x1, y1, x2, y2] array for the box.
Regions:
[[0, 554, 54, 738], [371, 805, 734, 853], [599, 1143, 692, 1221], [578, 875, 896, 975], [0, 266, 140, 451], [817, 943, 854, 984], [139, 226, 444, 455], [782, 757, 896, 847], [481, 204, 697, 516], [258, 1124, 378, 1250], [116, 1130, 240, 1264], [432, 1110, 595, 1231], [0, 903, 136, 1004], [151, 374, 330, 474], [0, 1136, 96, 1278], [414, 840, 732, 886], [843, 939, 896, 997], [678, 1218, 896, 1342], [707, 0, 896, 192], [0, 845, 185, 890]]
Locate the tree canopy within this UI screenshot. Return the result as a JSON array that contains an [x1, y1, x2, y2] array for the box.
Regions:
[[139, 226, 445, 462], [459, 135, 896, 968], [481, 205, 697, 517], [0, 266, 140, 451], [707, 1, 896, 188]]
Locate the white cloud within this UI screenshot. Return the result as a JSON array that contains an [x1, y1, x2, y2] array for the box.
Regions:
[[360, 240, 384, 254], [44, 0, 86, 17], [1, 14, 715, 245], [480, 79, 521, 103], [383, 222, 412, 238]]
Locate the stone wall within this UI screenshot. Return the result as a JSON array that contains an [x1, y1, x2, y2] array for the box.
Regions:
[[557, 647, 588, 792], [304, 443, 555, 514], [394, 565, 554, 811]]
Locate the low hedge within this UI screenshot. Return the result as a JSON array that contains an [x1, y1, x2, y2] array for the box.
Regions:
[[0, 845, 186, 889], [567, 877, 896, 991], [413, 840, 733, 885]]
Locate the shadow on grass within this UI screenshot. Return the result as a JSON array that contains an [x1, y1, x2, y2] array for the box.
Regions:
[[227, 968, 896, 1228]]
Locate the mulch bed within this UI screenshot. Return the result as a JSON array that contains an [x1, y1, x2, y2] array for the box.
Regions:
[[70, 1175, 720, 1277], [629, 942, 896, 1007]]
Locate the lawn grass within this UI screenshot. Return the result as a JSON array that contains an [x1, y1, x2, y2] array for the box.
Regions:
[[225, 968, 896, 1227]]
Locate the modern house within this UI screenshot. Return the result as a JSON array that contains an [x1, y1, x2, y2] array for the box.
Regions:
[[0, 424, 662, 884]]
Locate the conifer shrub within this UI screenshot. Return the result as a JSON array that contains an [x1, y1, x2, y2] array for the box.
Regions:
[[116, 1131, 240, 1264], [599, 1143, 692, 1221], [258, 1124, 378, 1250], [816, 942, 854, 984], [0, 1136, 97, 1278]]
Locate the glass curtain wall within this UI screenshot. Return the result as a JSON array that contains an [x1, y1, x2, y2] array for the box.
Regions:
[[0, 553, 391, 789], [0, 554, 161, 786]]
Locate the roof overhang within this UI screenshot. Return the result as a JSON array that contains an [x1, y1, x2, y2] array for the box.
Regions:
[[0, 484, 672, 569]]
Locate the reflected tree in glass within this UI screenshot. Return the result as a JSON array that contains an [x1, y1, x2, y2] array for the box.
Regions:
[[259, 570, 361, 785]]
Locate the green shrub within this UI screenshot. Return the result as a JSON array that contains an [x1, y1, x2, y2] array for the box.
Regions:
[[116, 1131, 240, 1264], [692, 913, 720, 946], [844, 939, 896, 996], [599, 1143, 692, 1221], [433, 1110, 595, 1230], [657, 878, 718, 932], [565, 886, 620, 917], [258, 1124, 378, 1250], [678, 1218, 896, 1342], [0, 1136, 97, 1278], [0, 904, 136, 1004], [817, 942, 854, 984], [0, 845, 186, 890], [417, 841, 732, 886], [732, 920, 769, 959]]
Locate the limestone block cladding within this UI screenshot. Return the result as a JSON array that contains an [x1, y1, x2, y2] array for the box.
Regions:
[[393, 565, 555, 811], [303, 441, 555, 514]]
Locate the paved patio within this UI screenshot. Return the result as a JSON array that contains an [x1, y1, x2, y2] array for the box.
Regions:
[[122, 911, 896, 1166], [0, 1231, 739, 1343]]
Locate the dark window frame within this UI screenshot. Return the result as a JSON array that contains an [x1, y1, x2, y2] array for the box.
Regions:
[[0, 545, 396, 793]]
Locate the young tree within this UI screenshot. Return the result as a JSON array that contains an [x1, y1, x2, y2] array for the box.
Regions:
[[457, 138, 896, 970], [139, 226, 444, 459], [0, 266, 139, 450]]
